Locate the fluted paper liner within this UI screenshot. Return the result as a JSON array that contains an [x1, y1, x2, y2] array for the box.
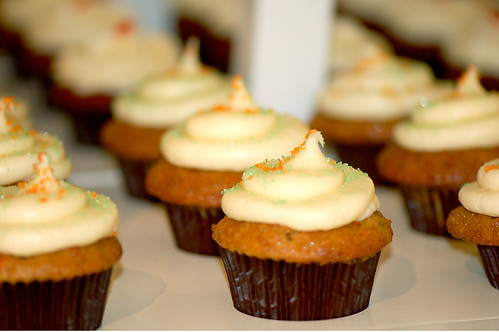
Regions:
[[218, 247, 381, 320], [0, 268, 113, 330], [164, 202, 224, 256], [118, 158, 155, 200], [399, 185, 460, 237], [477, 245, 499, 290]]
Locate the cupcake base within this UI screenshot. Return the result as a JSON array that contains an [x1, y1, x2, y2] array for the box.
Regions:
[[477, 245, 499, 290], [117, 158, 156, 201], [0, 268, 113, 330], [218, 248, 381, 320], [163, 202, 223, 256], [49, 85, 112, 145], [399, 184, 460, 237]]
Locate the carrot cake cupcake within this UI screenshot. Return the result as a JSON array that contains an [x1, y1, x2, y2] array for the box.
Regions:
[[377, 65, 499, 236], [0, 96, 71, 185], [0, 152, 122, 329], [50, 19, 179, 145], [145, 75, 309, 255], [213, 130, 393, 320], [311, 51, 452, 183], [100, 38, 231, 199], [447, 158, 499, 289]]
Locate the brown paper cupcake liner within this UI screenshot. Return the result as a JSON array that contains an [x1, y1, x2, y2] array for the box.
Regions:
[[163, 202, 224, 256], [334, 143, 388, 186], [218, 247, 381, 320], [399, 185, 460, 237], [0, 268, 113, 330], [117, 158, 156, 201], [477, 245, 499, 290]]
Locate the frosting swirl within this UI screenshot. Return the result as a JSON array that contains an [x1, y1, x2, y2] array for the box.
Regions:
[[160, 76, 309, 171], [394, 66, 499, 151], [0, 153, 118, 257], [318, 52, 452, 121], [112, 37, 231, 128], [221, 130, 379, 231], [459, 158, 499, 217], [0, 97, 71, 185], [52, 21, 179, 96]]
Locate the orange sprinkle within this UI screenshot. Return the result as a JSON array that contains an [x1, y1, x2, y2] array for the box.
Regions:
[[39, 197, 48, 203], [90, 191, 98, 198], [485, 165, 499, 173], [29, 129, 36, 136], [116, 19, 134, 36], [212, 104, 230, 112]]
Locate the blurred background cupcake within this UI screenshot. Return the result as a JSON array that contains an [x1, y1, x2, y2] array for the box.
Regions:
[[311, 51, 452, 183], [213, 130, 393, 320], [377, 65, 499, 236], [446, 158, 499, 289], [171, 0, 240, 73], [15, 0, 135, 81], [100, 37, 232, 199], [49, 18, 179, 145], [145, 76, 309, 256]]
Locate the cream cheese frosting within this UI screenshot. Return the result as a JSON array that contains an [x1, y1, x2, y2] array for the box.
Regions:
[[22, 0, 135, 55], [0, 97, 71, 185], [317, 52, 452, 121], [160, 75, 309, 171], [459, 158, 499, 217], [112, 37, 232, 128], [221, 130, 379, 231], [0, 153, 118, 257], [51, 20, 179, 96], [394, 65, 499, 152], [0, 0, 65, 32], [329, 15, 391, 74]]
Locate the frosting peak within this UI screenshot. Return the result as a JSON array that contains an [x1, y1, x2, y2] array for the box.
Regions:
[[20, 152, 62, 194], [459, 158, 499, 217], [221, 130, 379, 231], [225, 75, 259, 113]]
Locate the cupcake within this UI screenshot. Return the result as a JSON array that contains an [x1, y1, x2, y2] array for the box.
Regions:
[[0, 152, 122, 330], [328, 15, 392, 76], [0, 0, 64, 58], [447, 158, 499, 289], [145, 75, 309, 255], [16, 0, 135, 80], [172, 0, 240, 72], [213, 130, 393, 320], [311, 51, 452, 183], [440, 3, 499, 91], [100, 37, 231, 199], [377, 65, 499, 236], [0, 96, 71, 186], [49, 19, 179, 145]]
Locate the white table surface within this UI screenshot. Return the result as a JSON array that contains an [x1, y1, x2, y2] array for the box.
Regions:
[[2, 55, 499, 331]]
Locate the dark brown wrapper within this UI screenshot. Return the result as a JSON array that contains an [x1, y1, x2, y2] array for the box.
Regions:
[[477, 245, 499, 290], [117, 158, 156, 201], [334, 143, 388, 186], [163, 202, 224, 256], [0, 268, 113, 330], [218, 248, 381, 320], [399, 185, 460, 237]]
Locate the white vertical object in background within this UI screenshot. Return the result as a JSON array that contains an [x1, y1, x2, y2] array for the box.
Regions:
[[234, 0, 335, 123]]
